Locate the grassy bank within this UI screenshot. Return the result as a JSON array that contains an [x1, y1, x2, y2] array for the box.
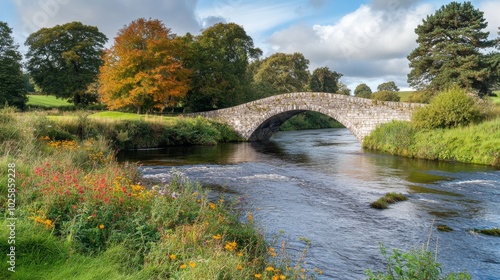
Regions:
[[0, 107, 322, 279], [363, 118, 500, 166]]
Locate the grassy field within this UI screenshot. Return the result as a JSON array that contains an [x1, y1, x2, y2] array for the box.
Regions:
[[27, 94, 73, 108], [397, 91, 414, 102]]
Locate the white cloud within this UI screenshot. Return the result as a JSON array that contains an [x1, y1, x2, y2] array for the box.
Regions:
[[11, 0, 201, 43], [481, 1, 500, 40], [267, 3, 434, 89]]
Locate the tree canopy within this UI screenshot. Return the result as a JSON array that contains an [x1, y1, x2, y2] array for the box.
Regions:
[[253, 52, 310, 94], [25, 21, 107, 105], [407, 1, 496, 96], [377, 81, 399, 92], [309, 67, 342, 93], [182, 23, 261, 112], [354, 83, 372, 98], [98, 18, 190, 113], [0, 21, 27, 109]]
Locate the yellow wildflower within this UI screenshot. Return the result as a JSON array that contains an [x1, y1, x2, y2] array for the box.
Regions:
[[99, 224, 105, 229], [224, 241, 237, 252], [237, 265, 243, 270], [189, 262, 196, 268], [212, 234, 222, 240], [169, 254, 176, 260], [208, 203, 216, 210], [266, 266, 274, 271], [180, 264, 187, 269], [255, 274, 262, 279]]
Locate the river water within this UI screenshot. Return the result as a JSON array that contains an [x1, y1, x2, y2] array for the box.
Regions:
[[119, 128, 500, 279]]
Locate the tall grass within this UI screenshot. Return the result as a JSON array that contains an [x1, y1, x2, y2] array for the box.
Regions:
[[0, 107, 320, 279], [363, 118, 500, 166]]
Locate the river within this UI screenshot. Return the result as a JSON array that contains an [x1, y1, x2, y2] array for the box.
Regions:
[[118, 128, 500, 279]]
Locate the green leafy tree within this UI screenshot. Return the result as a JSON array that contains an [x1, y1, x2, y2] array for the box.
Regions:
[[354, 83, 372, 98], [0, 21, 27, 109], [407, 1, 496, 96], [182, 23, 262, 112], [337, 82, 351, 95], [254, 52, 310, 94], [309, 67, 342, 93], [25, 21, 107, 106], [377, 81, 399, 92]]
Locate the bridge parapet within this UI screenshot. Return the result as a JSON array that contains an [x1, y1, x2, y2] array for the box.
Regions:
[[191, 92, 425, 142]]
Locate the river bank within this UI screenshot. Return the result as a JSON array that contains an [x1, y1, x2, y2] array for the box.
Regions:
[[0, 108, 319, 279], [363, 118, 500, 167]]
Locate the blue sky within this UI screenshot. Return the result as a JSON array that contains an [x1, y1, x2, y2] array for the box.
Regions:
[[1, 0, 499, 91]]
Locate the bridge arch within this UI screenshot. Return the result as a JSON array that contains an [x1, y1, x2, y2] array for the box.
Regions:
[[194, 92, 424, 142]]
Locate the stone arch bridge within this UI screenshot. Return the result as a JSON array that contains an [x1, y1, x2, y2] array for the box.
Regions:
[[193, 92, 424, 142]]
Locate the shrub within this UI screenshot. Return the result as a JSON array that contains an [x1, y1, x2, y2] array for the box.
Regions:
[[372, 91, 401, 102], [365, 244, 471, 280], [412, 87, 484, 129]]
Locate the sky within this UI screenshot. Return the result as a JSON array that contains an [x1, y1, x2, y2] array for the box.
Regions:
[[1, 0, 500, 92]]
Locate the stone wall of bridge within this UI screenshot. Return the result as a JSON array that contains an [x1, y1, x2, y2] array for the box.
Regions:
[[192, 92, 425, 142]]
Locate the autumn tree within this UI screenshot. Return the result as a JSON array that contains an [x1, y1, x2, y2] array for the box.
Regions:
[[407, 2, 496, 96], [25, 21, 107, 105], [0, 21, 27, 109], [309, 67, 342, 93], [99, 18, 190, 113], [182, 23, 261, 112]]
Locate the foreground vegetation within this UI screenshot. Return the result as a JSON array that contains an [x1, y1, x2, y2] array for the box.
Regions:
[[0, 107, 324, 279]]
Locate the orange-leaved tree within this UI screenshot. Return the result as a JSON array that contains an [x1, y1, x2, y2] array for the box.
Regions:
[[99, 18, 191, 113]]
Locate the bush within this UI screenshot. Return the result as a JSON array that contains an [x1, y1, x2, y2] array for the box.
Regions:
[[365, 244, 471, 280], [412, 87, 484, 129], [372, 91, 401, 102]]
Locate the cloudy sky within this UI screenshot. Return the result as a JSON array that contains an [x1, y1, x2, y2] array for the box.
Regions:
[[1, 0, 499, 91]]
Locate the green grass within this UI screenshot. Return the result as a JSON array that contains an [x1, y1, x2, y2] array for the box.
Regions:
[[27, 95, 73, 108], [364, 117, 500, 167], [398, 91, 415, 102], [491, 91, 500, 104]]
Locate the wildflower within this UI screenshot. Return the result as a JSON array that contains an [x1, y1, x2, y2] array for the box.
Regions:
[[255, 274, 262, 279], [169, 254, 177, 260], [180, 264, 187, 269], [208, 203, 216, 210], [212, 234, 222, 240], [266, 266, 274, 271], [237, 265, 243, 270], [269, 247, 277, 257], [247, 213, 253, 222], [189, 262, 196, 268], [224, 241, 237, 252], [280, 276, 286, 280], [99, 224, 105, 229], [237, 252, 243, 257]]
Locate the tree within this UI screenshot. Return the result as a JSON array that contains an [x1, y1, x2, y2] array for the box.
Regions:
[[309, 67, 342, 93], [337, 82, 351, 95], [25, 21, 107, 105], [377, 81, 399, 92], [0, 21, 27, 109], [183, 23, 262, 112], [99, 18, 190, 113], [254, 52, 310, 94], [354, 83, 372, 98], [407, 1, 496, 97]]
